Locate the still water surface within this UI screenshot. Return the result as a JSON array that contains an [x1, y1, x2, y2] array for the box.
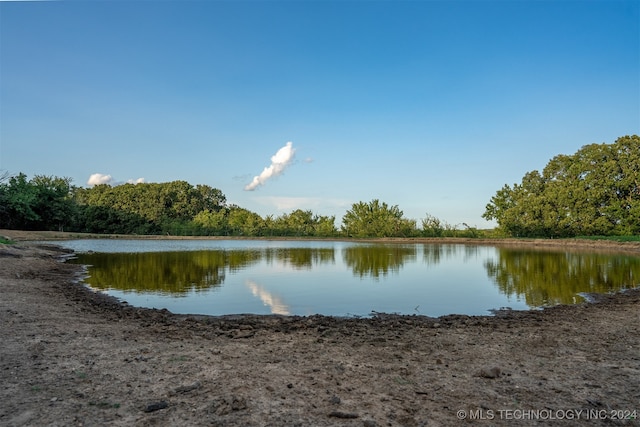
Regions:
[[59, 239, 640, 317]]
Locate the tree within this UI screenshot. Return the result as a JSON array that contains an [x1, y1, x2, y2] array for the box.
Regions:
[[421, 213, 445, 237], [341, 199, 416, 237], [313, 214, 337, 237], [227, 206, 264, 236], [192, 209, 228, 234], [78, 180, 228, 233], [31, 175, 75, 231], [0, 173, 39, 229], [483, 135, 640, 237]]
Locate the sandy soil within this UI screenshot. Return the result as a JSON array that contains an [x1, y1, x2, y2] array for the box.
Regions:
[[1, 230, 639, 426]]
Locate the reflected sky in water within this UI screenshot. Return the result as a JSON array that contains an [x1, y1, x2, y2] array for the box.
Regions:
[[59, 239, 640, 317]]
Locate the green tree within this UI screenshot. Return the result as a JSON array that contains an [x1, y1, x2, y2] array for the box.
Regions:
[[31, 175, 75, 231], [484, 135, 640, 237], [341, 199, 416, 237], [227, 206, 264, 236], [192, 209, 228, 235], [0, 173, 39, 229], [421, 213, 445, 237], [313, 214, 337, 237], [78, 180, 227, 234]]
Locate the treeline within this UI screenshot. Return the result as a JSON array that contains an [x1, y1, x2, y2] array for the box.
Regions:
[[483, 135, 640, 237], [2, 135, 637, 238], [0, 172, 477, 238]]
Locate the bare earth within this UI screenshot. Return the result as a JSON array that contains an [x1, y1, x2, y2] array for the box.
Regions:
[[1, 230, 639, 426]]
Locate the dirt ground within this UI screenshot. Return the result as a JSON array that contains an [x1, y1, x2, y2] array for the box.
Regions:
[[1, 231, 639, 426]]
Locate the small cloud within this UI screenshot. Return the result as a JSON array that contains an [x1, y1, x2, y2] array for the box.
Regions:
[[87, 173, 113, 186], [88, 173, 147, 187], [304, 157, 313, 163], [245, 141, 296, 191]]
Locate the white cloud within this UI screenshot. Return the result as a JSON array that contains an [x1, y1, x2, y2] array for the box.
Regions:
[[87, 173, 113, 186], [87, 173, 146, 187], [245, 141, 296, 191]]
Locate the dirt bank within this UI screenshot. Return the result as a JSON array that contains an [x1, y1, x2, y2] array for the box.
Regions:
[[1, 232, 639, 426]]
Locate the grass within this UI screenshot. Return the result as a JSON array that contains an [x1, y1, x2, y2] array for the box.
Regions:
[[575, 235, 640, 242], [168, 355, 190, 363], [89, 401, 121, 409], [0, 236, 14, 244]]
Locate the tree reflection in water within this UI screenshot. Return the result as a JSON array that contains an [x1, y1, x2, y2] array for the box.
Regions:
[[342, 245, 417, 278], [485, 249, 640, 306], [70, 243, 639, 313]]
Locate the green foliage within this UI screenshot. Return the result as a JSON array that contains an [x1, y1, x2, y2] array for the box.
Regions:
[[421, 213, 483, 238], [75, 181, 227, 234], [484, 135, 640, 237], [30, 175, 76, 231], [191, 207, 337, 237], [2, 171, 481, 239], [341, 199, 417, 237], [0, 173, 39, 229], [575, 235, 640, 242], [421, 213, 445, 237], [272, 209, 337, 237], [0, 172, 75, 231]]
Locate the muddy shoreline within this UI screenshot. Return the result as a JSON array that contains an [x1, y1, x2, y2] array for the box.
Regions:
[[1, 231, 639, 426]]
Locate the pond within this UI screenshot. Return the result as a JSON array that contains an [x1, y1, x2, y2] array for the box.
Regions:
[[58, 239, 640, 318]]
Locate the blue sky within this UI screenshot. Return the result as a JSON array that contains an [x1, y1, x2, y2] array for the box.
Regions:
[[1, 1, 638, 228]]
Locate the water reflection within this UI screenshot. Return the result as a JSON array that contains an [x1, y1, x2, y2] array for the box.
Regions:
[[65, 241, 640, 316], [75, 251, 233, 295], [422, 244, 482, 265], [245, 279, 290, 315], [485, 249, 640, 306], [343, 245, 417, 278], [263, 247, 335, 269]]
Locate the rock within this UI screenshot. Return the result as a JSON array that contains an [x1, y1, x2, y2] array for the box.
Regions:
[[329, 411, 359, 419], [228, 330, 255, 339], [143, 401, 168, 412], [329, 395, 341, 405], [172, 380, 201, 394], [477, 366, 501, 379]]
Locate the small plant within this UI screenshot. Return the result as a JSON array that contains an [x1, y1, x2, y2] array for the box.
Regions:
[[0, 236, 14, 244], [168, 355, 190, 363], [394, 376, 413, 385], [89, 401, 120, 409]]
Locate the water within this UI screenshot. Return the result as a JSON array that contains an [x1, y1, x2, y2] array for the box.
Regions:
[[57, 239, 640, 317]]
